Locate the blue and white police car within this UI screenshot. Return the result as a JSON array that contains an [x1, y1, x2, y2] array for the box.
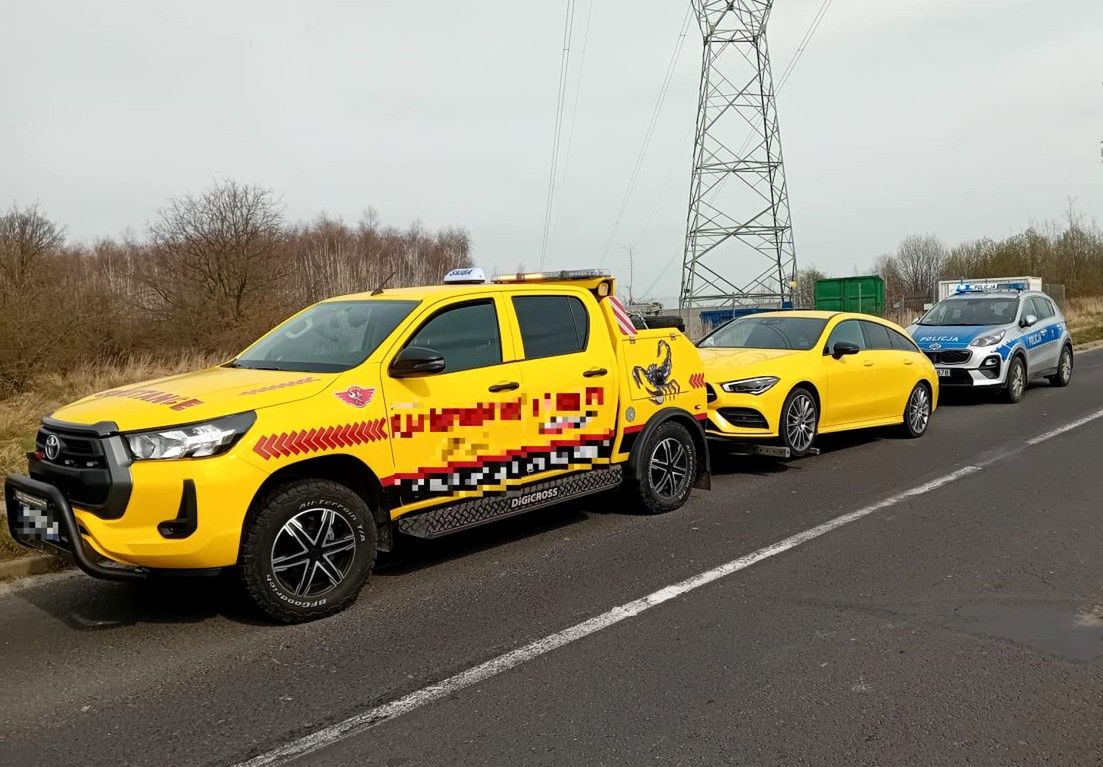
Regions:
[[907, 283, 1073, 403]]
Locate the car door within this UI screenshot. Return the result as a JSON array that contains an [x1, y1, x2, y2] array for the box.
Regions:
[[506, 291, 618, 467], [382, 296, 528, 508], [1024, 296, 1059, 374], [860, 320, 912, 420], [820, 318, 876, 428]]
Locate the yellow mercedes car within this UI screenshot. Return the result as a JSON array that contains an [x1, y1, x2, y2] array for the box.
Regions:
[[698, 311, 938, 457]]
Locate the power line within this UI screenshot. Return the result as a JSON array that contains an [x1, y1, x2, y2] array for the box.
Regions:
[[598, 5, 693, 266], [547, 0, 595, 256], [539, 0, 577, 268]]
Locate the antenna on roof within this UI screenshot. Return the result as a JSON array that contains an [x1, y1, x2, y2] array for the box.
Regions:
[[371, 269, 398, 296]]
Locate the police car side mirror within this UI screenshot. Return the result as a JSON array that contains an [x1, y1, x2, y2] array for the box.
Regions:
[[390, 346, 446, 377], [831, 341, 861, 359], [1020, 314, 1038, 329]]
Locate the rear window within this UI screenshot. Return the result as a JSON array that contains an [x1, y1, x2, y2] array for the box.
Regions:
[[861, 321, 894, 350], [512, 295, 589, 359], [890, 329, 919, 352], [699, 316, 828, 351]]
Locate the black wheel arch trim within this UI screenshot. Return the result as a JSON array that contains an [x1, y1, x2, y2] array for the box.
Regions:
[[626, 408, 711, 491]]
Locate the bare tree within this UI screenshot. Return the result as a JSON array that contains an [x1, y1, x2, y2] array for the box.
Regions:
[[794, 266, 826, 309], [0, 203, 65, 290], [148, 180, 288, 344]]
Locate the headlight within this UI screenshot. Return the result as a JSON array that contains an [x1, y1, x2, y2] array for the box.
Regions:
[[970, 330, 1006, 347], [720, 376, 780, 395], [125, 412, 256, 460]]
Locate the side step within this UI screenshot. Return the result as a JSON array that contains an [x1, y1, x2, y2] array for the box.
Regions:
[[396, 467, 624, 539]]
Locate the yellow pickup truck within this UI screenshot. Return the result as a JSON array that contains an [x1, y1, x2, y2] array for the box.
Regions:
[[5, 269, 709, 621]]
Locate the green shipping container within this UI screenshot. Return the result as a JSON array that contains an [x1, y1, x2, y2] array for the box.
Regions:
[[814, 275, 885, 315]]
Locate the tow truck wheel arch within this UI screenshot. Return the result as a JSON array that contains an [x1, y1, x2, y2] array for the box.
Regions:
[[626, 408, 711, 491]]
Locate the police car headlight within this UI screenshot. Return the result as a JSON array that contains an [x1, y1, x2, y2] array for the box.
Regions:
[[125, 412, 256, 460], [970, 330, 1006, 347], [720, 376, 780, 395]]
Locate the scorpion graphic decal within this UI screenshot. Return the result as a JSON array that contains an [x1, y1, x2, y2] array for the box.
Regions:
[[632, 339, 681, 404]]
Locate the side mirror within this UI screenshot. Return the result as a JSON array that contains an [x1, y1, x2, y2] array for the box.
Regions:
[[1020, 314, 1038, 328], [389, 346, 446, 377], [832, 341, 861, 359]]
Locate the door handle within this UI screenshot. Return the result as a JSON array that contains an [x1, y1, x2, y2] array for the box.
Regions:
[[863, 361, 874, 367], [488, 381, 520, 392], [583, 368, 608, 378], [904, 359, 914, 365]]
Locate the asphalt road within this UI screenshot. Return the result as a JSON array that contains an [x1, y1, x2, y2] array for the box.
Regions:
[[2, 349, 1102, 766]]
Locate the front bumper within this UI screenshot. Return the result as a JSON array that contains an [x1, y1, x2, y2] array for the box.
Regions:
[[930, 351, 1006, 388], [704, 391, 781, 440]]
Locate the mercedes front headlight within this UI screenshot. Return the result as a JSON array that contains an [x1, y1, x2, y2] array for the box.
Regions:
[[720, 376, 780, 395], [125, 412, 256, 460]]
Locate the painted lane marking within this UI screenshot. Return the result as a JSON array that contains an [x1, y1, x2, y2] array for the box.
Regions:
[[235, 466, 981, 767], [1026, 407, 1103, 446], [236, 405, 1103, 767]]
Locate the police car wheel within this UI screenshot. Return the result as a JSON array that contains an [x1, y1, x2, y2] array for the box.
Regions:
[[779, 387, 818, 457], [1002, 356, 1027, 403], [1047, 345, 1073, 387], [628, 420, 697, 515], [240, 479, 376, 623], [900, 383, 932, 438]]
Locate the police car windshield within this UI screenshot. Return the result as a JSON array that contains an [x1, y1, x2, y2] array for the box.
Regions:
[[699, 316, 827, 351], [230, 300, 418, 372], [919, 296, 1019, 327]]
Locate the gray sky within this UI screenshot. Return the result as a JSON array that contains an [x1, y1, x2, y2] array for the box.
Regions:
[[4, 0, 1102, 305]]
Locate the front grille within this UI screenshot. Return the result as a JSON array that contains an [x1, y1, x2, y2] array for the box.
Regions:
[[30, 427, 116, 509], [717, 407, 769, 429], [925, 349, 972, 364]]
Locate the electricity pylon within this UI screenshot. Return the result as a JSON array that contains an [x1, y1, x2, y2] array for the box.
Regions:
[[680, 0, 796, 310]]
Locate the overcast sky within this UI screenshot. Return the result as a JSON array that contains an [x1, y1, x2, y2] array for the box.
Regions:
[[4, 0, 1101, 304]]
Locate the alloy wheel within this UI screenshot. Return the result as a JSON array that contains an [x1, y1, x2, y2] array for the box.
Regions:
[[270, 507, 358, 598], [1010, 361, 1025, 398], [1060, 349, 1072, 383], [649, 437, 690, 500], [785, 393, 816, 453], [908, 386, 930, 434]]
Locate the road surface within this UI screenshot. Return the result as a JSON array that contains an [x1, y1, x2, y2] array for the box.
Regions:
[[2, 349, 1102, 766]]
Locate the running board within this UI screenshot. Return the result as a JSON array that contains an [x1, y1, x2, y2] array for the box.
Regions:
[[395, 467, 624, 539]]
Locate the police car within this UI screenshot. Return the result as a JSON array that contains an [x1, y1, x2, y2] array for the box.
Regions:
[[907, 282, 1073, 403]]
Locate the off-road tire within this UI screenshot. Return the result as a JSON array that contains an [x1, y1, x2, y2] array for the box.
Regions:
[[1002, 355, 1027, 403], [899, 382, 932, 438], [240, 479, 376, 623], [1047, 345, 1073, 387], [779, 387, 818, 457], [627, 420, 697, 514]]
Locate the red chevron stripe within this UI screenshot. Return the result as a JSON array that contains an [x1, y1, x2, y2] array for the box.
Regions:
[[252, 418, 396, 460]]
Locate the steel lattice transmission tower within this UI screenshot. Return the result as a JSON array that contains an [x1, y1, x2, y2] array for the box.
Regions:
[[680, 0, 796, 310]]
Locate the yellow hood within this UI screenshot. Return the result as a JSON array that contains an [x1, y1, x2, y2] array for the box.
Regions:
[[699, 347, 806, 378], [52, 366, 339, 432]]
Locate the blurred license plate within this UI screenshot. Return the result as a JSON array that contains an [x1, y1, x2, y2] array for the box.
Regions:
[[11, 490, 62, 543], [937, 368, 951, 378]]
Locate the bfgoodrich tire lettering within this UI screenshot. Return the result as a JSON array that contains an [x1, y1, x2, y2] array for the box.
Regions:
[[626, 419, 697, 515], [240, 479, 376, 623]]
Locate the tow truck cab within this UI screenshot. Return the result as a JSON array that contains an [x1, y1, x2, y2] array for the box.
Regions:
[[5, 269, 709, 621]]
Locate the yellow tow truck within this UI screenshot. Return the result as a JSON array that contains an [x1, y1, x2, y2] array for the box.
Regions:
[[5, 269, 709, 621]]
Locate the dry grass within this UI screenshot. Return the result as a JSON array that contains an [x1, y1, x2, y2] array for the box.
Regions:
[[1066, 297, 1103, 345], [0, 352, 224, 560]]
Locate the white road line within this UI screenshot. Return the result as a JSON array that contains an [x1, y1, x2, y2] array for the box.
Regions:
[[235, 465, 981, 767], [1026, 407, 1103, 445]]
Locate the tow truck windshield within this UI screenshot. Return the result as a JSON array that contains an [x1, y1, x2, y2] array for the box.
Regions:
[[229, 300, 418, 372], [919, 296, 1019, 327]]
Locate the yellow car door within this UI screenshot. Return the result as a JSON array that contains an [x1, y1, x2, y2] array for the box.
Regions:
[[504, 290, 619, 472], [859, 319, 912, 420], [381, 296, 528, 510], [820, 318, 877, 428]]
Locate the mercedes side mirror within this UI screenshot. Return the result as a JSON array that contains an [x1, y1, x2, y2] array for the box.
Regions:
[[389, 346, 446, 377], [1020, 314, 1038, 329], [832, 341, 861, 359]]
